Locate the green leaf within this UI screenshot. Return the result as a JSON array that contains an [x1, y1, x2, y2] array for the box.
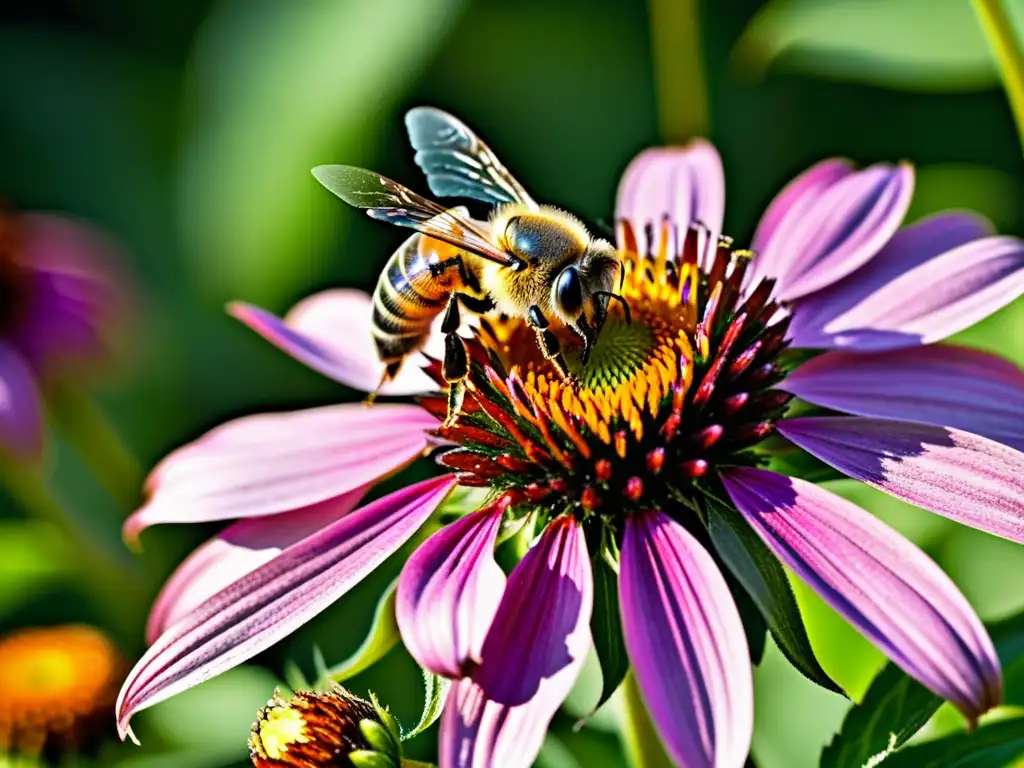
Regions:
[[728, 569, 767, 666], [327, 578, 400, 683], [282, 658, 311, 693], [402, 670, 451, 742], [881, 717, 1024, 768], [819, 664, 940, 768], [732, 0, 1021, 93], [589, 547, 629, 712], [179, 0, 465, 304], [820, 608, 1024, 768], [706, 500, 843, 695]]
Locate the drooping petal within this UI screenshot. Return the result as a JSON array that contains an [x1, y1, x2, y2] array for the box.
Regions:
[[751, 159, 854, 282], [0, 342, 43, 459], [438, 516, 592, 768], [472, 516, 593, 705], [440, 675, 578, 768], [788, 215, 1024, 351], [722, 468, 1002, 721], [615, 144, 726, 258], [229, 289, 441, 395], [10, 214, 124, 372], [779, 417, 1024, 544], [145, 485, 370, 644], [754, 163, 914, 301], [619, 510, 753, 768], [123, 403, 436, 543], [116, 475, 456, 743], [396, 505, 505, 678], [780, 345, 1024, 451]]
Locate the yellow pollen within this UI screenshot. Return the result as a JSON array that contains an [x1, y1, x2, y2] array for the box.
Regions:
[[254, 703, 310, 759], [533, 251, 696, 443]]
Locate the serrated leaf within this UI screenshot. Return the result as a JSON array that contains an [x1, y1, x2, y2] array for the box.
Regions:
[[589, 548, 629, 712], [819, 663, 939, 768], [732, 0, 1014, 93], [327, 578, 400, 683], [728, 569, 767, 666], [707, 500, 843, 695], [820, 608, 1024, 768], [882, 717, 1024, 768], [402, 670, 451, 741]]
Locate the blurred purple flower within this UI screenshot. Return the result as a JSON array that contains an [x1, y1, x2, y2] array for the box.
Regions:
[[117, 146, 1024, 767], [0, 210, 124, 459]]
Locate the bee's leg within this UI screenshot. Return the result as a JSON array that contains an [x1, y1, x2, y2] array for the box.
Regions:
[[527, 305, 570, 379], [439, 293, 470, 427]]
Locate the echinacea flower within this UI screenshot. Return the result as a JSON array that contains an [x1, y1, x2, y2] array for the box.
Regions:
[[0, 625, 123, 757], [0, 207, 123, 459], [250, 686, 402, 768], [117, 140, 1024, 768]]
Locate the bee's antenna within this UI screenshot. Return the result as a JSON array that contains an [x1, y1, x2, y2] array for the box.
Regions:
[[596, 291, 632, 325]]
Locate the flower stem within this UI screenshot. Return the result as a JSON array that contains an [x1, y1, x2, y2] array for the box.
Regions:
[[46, 383, 143, 513], [620, 671, 673, 768], [973, 0, 1024, 152], [647, 0, 709, 141]]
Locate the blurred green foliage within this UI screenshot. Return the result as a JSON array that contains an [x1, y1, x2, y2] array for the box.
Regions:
[[1, 1, 1023, 766]]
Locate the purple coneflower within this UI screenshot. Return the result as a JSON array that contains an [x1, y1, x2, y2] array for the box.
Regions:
[[0, 208, 121, 459], [117, 144, 1024, 768]]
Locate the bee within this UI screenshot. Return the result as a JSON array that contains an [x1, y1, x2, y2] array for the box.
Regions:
[[313, 107, 629, 425]]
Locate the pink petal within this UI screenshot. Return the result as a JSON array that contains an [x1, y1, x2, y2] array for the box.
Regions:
[[472, 516, 593, 706], [116, 475, 456, 744], [396, 505, 505, 678], [615, 144, 726, 258], [146, 485, 370, 644], [439, 516, 592, 768], [11, 214, 125, 373], [124, 403, 436, 544], [0, 342, 43, 459], [229, 288, 441, 395], [755, 163, 914, 301], [440, 676, 578, 768], [779, 417, 1024, 544], [751, 159, 854, 282], [788, 216, 1024, 350], [723, 468, 1002, 721], [780, 345, 1024, 451], [619, 510, 753, 768]]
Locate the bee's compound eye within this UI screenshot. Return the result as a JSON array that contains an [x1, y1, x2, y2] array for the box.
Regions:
[[504, 216, 538, 261], [555, 266, 584, 317]]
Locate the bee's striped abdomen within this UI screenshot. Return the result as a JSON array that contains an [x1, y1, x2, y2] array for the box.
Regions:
[[371, 234, 465, 372]]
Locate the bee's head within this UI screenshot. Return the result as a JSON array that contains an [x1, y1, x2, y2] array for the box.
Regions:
[[551, 240, 627, 365]]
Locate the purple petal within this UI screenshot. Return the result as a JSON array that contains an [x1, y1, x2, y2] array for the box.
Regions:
[[751, 159, 854, 284], [780, 345, 1024, 451], [619, 510, 753, 768], [788, 216, 1024, 350], [471, 516, 593, 706], [116, 475, 456, 743], [146, 485, 370, 644], [615, 144, 725, 258], [229, 289, 440, 395], [723, 468, 1002, 721], [755, 163, 914, 301], [779, 417, 1024, 544], [0, 342, 43, 459], [438, 517, 592, 768], [123, 403, 436, 544], [396, 505, 505, 678], [10, 214, 124, 373], [440, 674, 580, 768]]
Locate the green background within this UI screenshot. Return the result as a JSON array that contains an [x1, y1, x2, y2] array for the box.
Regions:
[[1, 0, 1022, 766]]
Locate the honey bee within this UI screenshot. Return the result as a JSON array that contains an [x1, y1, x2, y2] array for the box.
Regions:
[[313, 107, 629, 424]]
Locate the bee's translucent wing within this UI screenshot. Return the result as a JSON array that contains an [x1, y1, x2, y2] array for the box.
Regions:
[[405, 107, 538, 209], [313, 165, 518, 267]]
